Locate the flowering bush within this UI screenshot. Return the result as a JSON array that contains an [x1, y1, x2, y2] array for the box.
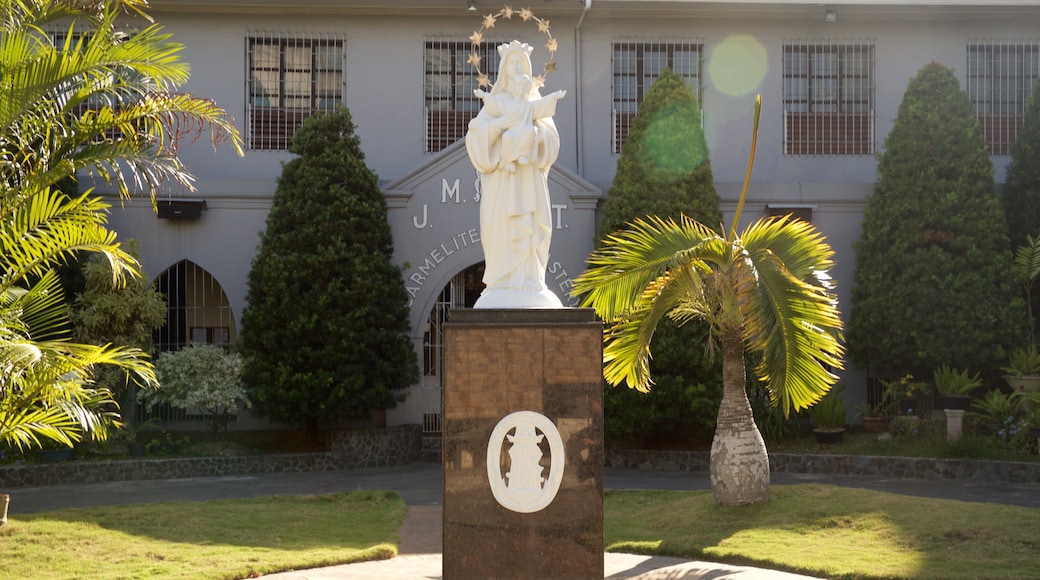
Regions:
[[144, 344, 250, 432], [888, 413, 921, 438]]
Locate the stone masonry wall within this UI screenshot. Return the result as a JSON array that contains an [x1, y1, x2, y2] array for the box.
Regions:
[[0, 425, 421, 489], [604, 449, 1040, 484]]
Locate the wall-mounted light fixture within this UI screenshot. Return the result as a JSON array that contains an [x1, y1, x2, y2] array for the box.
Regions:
[[467, 0, 477, 11], [824, 8, 837, 23], [156, 198, 208, 220]]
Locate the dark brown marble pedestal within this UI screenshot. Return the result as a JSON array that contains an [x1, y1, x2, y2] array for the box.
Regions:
[[443, 308, 604, 580]]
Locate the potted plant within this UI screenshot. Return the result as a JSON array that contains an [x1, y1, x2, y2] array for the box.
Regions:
[[852, 400, 890, 433], [969, 389, 1024, 433], [1002, 345, 1040, 394], [934, 365, 981, 410], [809, 383, 847, 444]]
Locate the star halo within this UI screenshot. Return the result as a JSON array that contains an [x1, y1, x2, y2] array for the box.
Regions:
[[468, 5, 558, 89]]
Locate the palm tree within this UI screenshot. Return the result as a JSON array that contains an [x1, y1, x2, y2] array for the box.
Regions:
[[0, 0, 242, 451], [572, 96, 844, 505]]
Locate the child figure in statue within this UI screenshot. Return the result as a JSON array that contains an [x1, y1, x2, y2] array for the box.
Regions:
[[474, 73, 563, 173]]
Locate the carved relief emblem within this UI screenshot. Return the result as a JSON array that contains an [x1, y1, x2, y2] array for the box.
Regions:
[[486, 410, 565, 513]]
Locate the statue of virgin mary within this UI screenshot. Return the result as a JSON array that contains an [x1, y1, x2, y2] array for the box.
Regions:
[[465, 40, 566, 308]]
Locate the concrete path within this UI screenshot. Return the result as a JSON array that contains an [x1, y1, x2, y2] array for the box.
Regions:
[[8, 462, 1040, 579]]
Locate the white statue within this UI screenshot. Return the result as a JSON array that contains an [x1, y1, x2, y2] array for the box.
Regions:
[[466, 40, 566, 309]]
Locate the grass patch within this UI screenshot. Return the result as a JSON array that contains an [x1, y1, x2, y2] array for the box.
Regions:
[[605, 485, 1040, 579], [0, 490, 405, 579]]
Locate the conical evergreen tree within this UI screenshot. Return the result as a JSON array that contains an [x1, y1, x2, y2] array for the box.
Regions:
[[600, 68, 722, 236], [597, 69, 723, 444], [1002, 77, 1040, 249], [849, 62, 1024, 380], [240, 108, 419, 432]]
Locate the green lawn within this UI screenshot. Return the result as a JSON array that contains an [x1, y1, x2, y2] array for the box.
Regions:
[[606, 484, 1040, 579], [0, 491, 405, 579], [3, 485, 1039, 579]]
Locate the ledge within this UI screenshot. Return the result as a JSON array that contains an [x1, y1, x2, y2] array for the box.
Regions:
[[604, 449, 1040, 485]]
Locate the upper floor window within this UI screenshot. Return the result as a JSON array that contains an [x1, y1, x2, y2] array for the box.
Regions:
[[247, 33, 344, 151], [612, 40, 704, 153], [967, 40, 1040, 155], [782, 41, 875, 156], [424, 38, 501, 153]]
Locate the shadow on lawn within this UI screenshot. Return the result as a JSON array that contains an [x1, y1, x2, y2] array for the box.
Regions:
[[17, 490, 406, 552]]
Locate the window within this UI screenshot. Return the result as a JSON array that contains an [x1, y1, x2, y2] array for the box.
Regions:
[[783, 41, 875, 155], [967, 41, 1040, 155], [612, 40, 704, 153], [247, 33, 344, 150], [425, 38, 501, 152]]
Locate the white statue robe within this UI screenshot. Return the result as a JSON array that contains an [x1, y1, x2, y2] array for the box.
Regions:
[[465, 96, 561, 292]]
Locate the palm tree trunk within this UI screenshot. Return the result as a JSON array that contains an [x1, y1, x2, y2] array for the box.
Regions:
[[710, 326, 770, 505]]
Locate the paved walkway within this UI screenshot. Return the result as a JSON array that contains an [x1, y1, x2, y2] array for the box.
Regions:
[[9, 463, 1040, 579]]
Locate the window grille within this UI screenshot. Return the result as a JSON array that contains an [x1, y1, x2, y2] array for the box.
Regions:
[[424, 37, 502, 152], [247, 32, 345, 150], [782, 40, 875, 156], [611, 39, 704, 153], [967, 40, 1040, 155]]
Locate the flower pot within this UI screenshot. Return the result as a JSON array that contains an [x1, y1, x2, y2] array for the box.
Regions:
[[939, 395, 971, 411], [813, 428, 846, 445], [1003, 374, 1040, 394], [128, 442, 146, 458], [861, 416, 888, 433]]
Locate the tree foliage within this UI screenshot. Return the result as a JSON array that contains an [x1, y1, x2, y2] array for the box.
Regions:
[[600, 68, 722, 237], [597, 68, 724, 443], [848, 62, 1024, 380], [69, 240, 167, 402], [240, 108, 419, 430], [1002, 77, 1040, 249], [0, 0, 241, 451]]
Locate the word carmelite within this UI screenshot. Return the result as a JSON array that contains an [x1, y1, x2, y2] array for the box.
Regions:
[[405, 228, 481, 304]]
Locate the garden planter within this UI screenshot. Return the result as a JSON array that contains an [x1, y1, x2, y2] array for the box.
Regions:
[[128, 442, 146, 458], [813, 428, 845, 445], [1, 493, 8, 527], [861, 416, 888, 433], [1003, 374, 1040, 394], [938, 395, 971, 411]]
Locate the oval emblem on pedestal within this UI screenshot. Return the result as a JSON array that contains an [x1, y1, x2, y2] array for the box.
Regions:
[[486, 410, 566, 513]]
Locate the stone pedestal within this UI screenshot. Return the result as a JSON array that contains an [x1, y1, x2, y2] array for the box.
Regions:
[[443, 308, 603, 580], [945, 409, 965, 442]]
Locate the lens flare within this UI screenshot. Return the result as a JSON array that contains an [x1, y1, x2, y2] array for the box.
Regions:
[[709, 35, 768, 97], [638, 101, 709, 182]]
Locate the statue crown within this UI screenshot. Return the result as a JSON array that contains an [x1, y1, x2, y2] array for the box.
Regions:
[[497, 40, 534, 59]]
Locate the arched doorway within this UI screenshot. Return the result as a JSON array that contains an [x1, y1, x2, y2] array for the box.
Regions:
[[145, 260, 236, 422], [153, 260, 236, 352], [422, 262, 484, 436]]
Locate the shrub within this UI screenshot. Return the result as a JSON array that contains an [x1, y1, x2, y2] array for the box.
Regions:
[[849, 62, 1024, 381], [145, 344, 248, 432], [239, 108, 418, 433], [69, 240, 167, 404]]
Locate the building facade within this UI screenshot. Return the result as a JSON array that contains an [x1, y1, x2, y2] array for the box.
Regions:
[[97, 0, 1040, 430]]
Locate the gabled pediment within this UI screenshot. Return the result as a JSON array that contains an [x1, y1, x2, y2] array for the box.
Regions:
[[383, 140, 602, 209]]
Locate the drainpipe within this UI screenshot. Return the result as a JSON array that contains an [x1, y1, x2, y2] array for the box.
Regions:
[[575, 0, 591, 177]]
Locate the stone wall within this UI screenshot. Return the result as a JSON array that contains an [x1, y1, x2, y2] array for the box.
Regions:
[[329, 424, 422, 468], [0, 425, 421, 489], [604, 449, 1040, 484]]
